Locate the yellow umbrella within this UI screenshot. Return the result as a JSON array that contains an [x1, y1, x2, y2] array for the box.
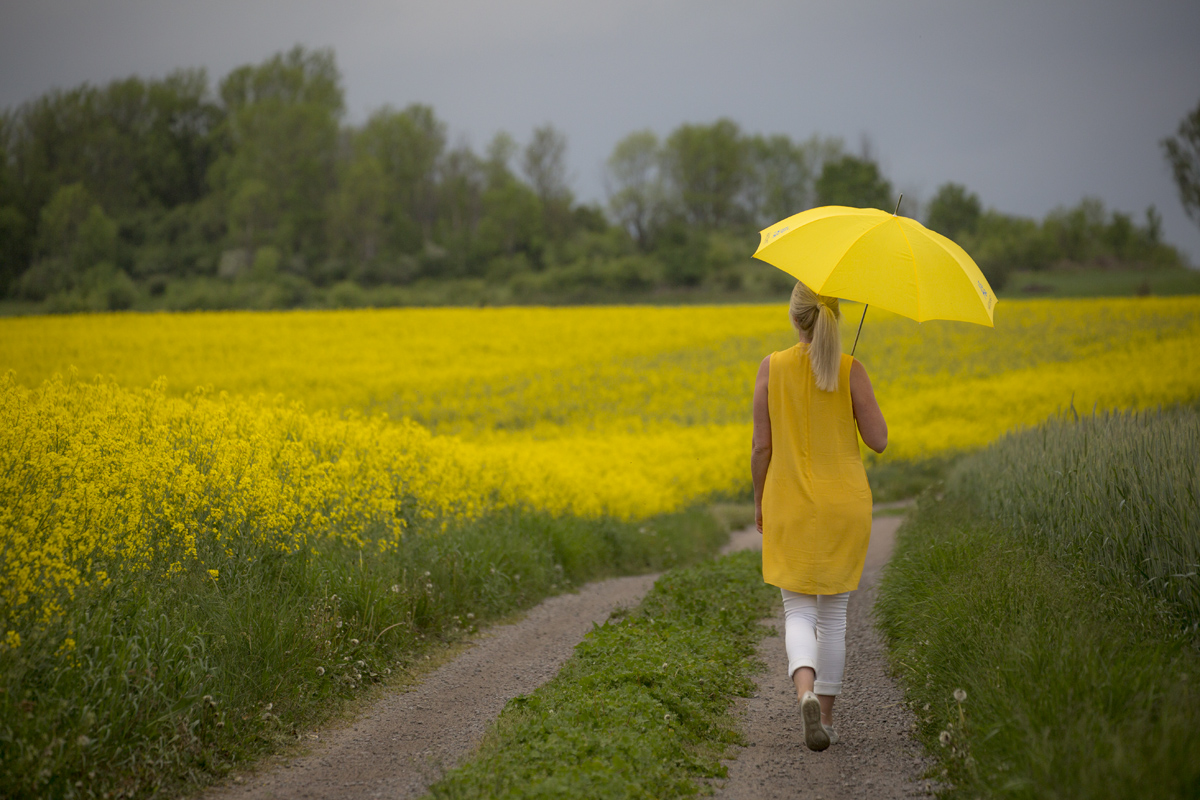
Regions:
[[753, 202, 996, 352]]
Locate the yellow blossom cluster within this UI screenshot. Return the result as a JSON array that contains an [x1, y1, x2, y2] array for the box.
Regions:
[[2, 296, 1199, 633], [3, 298, 1197, 442], [0, 373, 485, 629]]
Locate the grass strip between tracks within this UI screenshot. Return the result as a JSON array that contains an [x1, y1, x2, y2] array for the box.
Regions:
[[427, 550, 777, 799], [876, 406, 1200, 799]]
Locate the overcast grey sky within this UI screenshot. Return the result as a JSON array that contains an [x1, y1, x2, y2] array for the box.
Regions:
[[4, 0, 1199, 261]]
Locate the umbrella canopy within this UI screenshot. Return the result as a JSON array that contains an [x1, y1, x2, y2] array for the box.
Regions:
[[753, 205, 996, 327]]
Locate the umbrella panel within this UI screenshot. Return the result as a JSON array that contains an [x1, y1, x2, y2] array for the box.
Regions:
[[754, 209, 995, 327]]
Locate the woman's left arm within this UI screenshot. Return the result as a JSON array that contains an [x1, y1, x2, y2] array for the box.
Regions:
[[751, 356, 772, 533]]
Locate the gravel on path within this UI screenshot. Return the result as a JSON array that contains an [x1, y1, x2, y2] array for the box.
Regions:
[[204, 511, 928, 800], [205, 573, 659, 800], [712, 514, 937, 799]]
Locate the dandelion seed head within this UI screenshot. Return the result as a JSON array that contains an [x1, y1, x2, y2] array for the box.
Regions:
[[954, 688, 967, 703]]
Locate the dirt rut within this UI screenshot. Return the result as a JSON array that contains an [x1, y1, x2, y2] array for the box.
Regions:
[[207, 573, 659, 800], [207, 514, 928, 799]]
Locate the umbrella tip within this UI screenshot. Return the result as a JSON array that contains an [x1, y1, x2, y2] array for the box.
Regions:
[[893, 194, 904, 216]]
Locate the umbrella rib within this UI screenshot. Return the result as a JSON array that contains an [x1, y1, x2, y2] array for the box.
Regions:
[[895, 221, 920, 321]]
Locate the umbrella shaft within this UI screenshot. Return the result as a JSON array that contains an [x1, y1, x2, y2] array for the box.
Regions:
[[851, 305, 869, 357]]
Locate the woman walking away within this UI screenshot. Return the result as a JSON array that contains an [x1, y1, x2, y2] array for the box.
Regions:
[[751, 281, 887, 752]]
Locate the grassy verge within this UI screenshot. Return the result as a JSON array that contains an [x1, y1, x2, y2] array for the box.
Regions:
[[427, 550, 777, 799], [876, 407, 1200, 798], [0, 507, 726, 800]]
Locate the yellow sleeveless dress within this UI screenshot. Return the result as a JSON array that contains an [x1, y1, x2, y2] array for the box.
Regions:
[[762, 344, 872, 595]]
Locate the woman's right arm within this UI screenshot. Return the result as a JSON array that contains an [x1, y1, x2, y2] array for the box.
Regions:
[[849, 359, 887, 454]]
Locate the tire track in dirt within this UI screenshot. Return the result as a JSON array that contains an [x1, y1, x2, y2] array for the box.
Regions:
[[206, 573, 662, 800], [205, 511, 926, 800], [712, 513, 938, 799]]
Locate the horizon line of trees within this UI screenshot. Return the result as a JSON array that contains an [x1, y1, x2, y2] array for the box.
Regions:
[[0, 46, 1190, 313]]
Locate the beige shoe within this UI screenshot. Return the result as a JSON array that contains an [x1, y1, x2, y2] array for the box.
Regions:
[[801, 692, 830, 751], [823, 723, 839, 745]]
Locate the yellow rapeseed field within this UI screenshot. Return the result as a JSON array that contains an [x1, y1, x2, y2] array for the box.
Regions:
[[3, 297, 1199, 637]]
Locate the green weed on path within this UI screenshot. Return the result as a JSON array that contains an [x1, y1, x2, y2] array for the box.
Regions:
[[427, 551, 777, 800], [876, 406, 1200, 799]]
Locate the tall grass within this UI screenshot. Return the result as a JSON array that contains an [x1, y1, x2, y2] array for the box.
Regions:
[[0, 507, 725, 799], [951, 405, 1199, 626], [877, 405, 1200, 798]]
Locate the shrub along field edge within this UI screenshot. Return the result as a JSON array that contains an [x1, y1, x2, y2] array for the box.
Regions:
[[876, 406, 1200, 799], [0, 506, 727, 800], [427, 550, 778, 800]]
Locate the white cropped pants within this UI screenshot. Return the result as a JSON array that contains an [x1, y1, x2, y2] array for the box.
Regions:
[[781, 589, 850, 696]]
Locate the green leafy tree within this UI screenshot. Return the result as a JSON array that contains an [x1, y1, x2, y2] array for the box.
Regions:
[[15, 183, 118, 298], [522, 125, 573, 242], [3, 70, 224, 286], [815, 155, 892, 210], [327, 155, 387, 263], [742, 134, 842, 226], [139, 70, 224, 208], [356, 104, 446, 249], [0, 113, 28, 293], [967, 211, 1054, 289], [605, 130, 663, 250], [662, 119, 746, 228], [38, 184, 118, 272], [1043, 197, 1107, 263], [473, 132, 543, 270], [213, 46, 344, 262], [326, 105, 446, 273], [432, 144, 485, 273], [1162, 96, 1200, 229], [926, 183, 982, 240]]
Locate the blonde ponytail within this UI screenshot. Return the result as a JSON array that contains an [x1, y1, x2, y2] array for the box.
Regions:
[[789, 281, 842, 391]]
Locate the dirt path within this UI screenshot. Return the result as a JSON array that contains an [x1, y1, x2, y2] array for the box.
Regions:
[[713, 514, 937, 799], [207, 512, 926, 800], [207, 573, 660, 800]]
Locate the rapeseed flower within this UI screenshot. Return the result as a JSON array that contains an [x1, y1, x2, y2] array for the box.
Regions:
[[2, 298, 1198, 636]]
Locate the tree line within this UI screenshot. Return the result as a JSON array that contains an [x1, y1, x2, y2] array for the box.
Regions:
[[0, 46, 1189, 312]]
